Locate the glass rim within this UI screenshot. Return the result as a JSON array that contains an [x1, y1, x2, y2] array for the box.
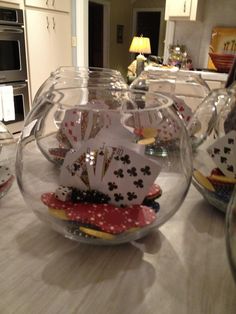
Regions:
[[39, 87, 174, 112]]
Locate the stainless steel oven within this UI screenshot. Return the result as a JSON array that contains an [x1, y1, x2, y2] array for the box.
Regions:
[[4, 82, 29, 134], [0, 7, 29, 134], [0, 7, 27, 83]]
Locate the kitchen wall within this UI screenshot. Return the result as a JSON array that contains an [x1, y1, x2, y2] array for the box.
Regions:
[[107, 0, 133, 77], [173, 0, 236, 69]]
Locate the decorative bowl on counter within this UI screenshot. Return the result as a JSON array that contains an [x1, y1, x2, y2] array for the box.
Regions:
[[15, 67, 193, 245], [0, 122, 15, 199], [209, 52, 235, 73], [192, 83, 236, 212], [226, 186, 236, 283]]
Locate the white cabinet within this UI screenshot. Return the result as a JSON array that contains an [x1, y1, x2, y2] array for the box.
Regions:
[[0, 0, 22, 6], [165, 0, 203, 21], [25, 0, 70, 12], [25, 7, 72, 101]]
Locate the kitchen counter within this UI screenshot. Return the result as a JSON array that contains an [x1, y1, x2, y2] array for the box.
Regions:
[[195, 70, 228, 82], [0, 158, 236, 313]]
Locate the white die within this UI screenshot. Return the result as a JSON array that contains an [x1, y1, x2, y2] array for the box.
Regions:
[[55, 185, 72, 202]]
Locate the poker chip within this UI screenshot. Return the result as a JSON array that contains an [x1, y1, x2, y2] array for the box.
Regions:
[[207, 176, 234, 203], [193, 170, 215, 192], [142, 128, 158, 138], [137, 137, 155, 145], [79, 226, 115, 240], [48, 207, 69, 220], [0, 166, 12, 187], [0, 174, 14, 196], [208, 174, 236, 184], [146, 184, 162, 199], [41, 192, 157, 234]]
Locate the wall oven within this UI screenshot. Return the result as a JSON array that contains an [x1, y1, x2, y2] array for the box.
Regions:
[[0, 7, 29, 134], [4, 82, 29, 134]]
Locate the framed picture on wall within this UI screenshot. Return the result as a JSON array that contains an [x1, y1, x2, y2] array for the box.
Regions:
[[117, 25, 124, 44], [208, 27, 236, 70]]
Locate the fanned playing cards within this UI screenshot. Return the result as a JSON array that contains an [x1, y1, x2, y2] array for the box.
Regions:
[[60, 139, 161, 206]]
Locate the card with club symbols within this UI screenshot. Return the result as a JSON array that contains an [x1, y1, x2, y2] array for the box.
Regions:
[[99, 146, 161, 206], [207, 130, 236, 179], [60, 139, 161, 206]]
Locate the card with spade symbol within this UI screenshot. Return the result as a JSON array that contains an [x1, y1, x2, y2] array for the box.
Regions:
[[207, 130, 236, 179], [99, 146, 161, 206]]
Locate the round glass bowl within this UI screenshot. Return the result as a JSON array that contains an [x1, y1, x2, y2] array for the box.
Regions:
[[192, 85, 236, 212], [130, 69, 210, 112], [0, 122, 15, 199], [129, 69, 220, 148], [16, 71, 192, 245], [226, 186, 236, 283]]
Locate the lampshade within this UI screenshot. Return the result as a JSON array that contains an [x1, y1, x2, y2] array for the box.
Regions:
[[129, 36, 151, 54]]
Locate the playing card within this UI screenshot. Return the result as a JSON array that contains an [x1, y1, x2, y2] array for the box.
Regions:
[[207, 130, 236, 179], [60, 108, 82, 147], [173, 97, 193, 124], [99, 146, 161, 206], [59, 147, 88, 190], [60, 108, 106, 148], [156, 115, 181, 141], [88, 144, 116, 190], [81, 111, 92, 140]]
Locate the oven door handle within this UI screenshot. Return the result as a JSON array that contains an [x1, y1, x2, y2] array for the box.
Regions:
[[0, 27, 23, 33], [12, 83, 27, 90]]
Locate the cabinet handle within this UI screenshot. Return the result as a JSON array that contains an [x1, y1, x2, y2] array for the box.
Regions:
[[46, 16, 49, 29], [46, 0, 49, 5], [52, 0, 55, 6], [183, 0, 186, 13], [52, 17, 55, 30]]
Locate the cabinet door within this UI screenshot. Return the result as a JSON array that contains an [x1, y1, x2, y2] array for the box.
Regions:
[[25, 9, 52, 99], [51, 0, 70, 12], [51, 12, 72, 70], [25, 0, 50, 10], [165, 0, 202, 20], [25, 0, 70, 12]]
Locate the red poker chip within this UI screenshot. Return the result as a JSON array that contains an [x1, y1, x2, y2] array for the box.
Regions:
[[0, 175, 14, 194], [146, 184, 162, 199], [41, 193, 156, 234]]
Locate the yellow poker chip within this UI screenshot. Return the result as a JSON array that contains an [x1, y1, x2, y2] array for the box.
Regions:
[[209, 175, 236, 184], [193, 170, 215, 192], [79, 226, 115, 240], [142, 128, 158, 138], [138, 137, 155, 145], [48, 207, 69, 220]]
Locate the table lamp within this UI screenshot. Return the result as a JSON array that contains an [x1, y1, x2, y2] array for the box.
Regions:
[[129, 35, 151, 76]]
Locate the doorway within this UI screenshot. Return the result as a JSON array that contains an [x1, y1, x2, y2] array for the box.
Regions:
[[88, 0, 110, 68], [133, 8, 165, 57], [89, 2, 103, 67]]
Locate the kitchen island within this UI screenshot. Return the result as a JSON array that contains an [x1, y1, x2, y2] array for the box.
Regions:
[[0, 172, 235, 313]]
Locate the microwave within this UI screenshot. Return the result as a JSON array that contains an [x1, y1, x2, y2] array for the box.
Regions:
[[0, 7, 27, 83]]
